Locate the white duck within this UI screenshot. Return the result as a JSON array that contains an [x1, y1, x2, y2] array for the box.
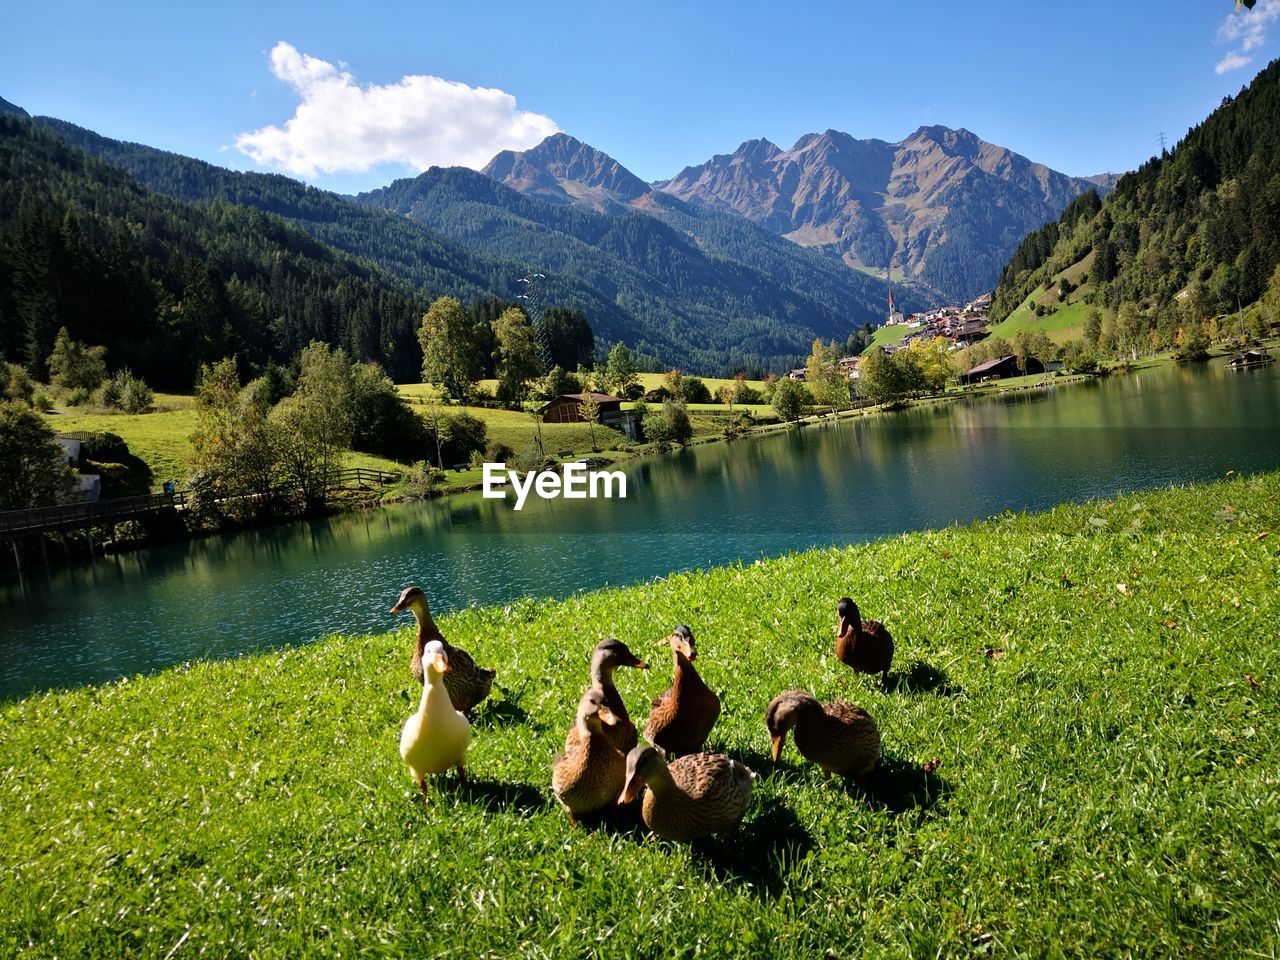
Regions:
[[400, 639, 471, 802]]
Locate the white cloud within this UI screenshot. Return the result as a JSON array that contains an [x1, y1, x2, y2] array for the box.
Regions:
[[1215, 50, 1252, 74], [235, 42, 559, 178], [1214, 0, 1279, 73]]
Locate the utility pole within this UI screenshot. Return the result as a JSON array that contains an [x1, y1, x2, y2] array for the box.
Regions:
[[1157, 131, 1168, 155]]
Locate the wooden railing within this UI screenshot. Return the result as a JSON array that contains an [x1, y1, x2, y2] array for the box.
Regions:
[[0, 468, 401, 539], [0, 492, 186, 536]]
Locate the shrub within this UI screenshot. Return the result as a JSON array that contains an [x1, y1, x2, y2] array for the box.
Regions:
[[642, 400, 693, 446], [682, 377, 712, 404], [484, 441, 516, 465], [99, 369, 154, 413], [1, 362, 34, 405]]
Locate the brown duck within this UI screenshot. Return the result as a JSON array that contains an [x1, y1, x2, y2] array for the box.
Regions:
[[390, 586, 495, 715], [643, 626, 720, 757], [564, 638, 649, 755], [835, 597, 893, 686], [619, 746, 754, 841], [552, 688, 627, 824], [765, 690, 881, 778]]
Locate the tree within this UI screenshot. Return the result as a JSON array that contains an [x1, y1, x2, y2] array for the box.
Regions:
[[771, 376, 809, 423], [857, 347, 914, 405], [543, 365, 582, 397], [903, 337, 953, 392], [278, 341, 353, 505], [2, 362, 35, 405], [1084, 309, 1103, 346], [0, 400, 75, 509], [47, 328, 107, 396], [602, 343, 639, 397], [1262, 262, 1280, 327], [349, 362, 427, 461], [98, 369, 154, 413], [1175, 321, 1211, 360], [642, 399, 693, 445], [1116, 303, 1147, 360], [805, 338, 849, 413], [419, 296, 484, 402], [541, 306, 595, 371], [579, 394, 601, 452], [492, 307, 543, 405], [189, 358, 279, 520]]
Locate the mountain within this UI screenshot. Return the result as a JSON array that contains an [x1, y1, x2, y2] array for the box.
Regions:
[[0, 114, 428, 387], [356, 164, 894, 372], [0, 97, 28, 118], [655, 126, 1104, 302], [990, 58, 1280, 343], [30, 116, 631, 332], [30, 116, 895, 373], [482, 133, 650, 208]]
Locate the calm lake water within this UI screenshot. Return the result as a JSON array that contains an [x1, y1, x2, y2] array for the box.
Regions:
[[3, 359, 1278, 699]]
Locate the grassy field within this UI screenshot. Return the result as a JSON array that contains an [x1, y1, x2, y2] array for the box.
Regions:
[[987, 300, 1099, 345], [2, 474, 1278, 957], [870, 323, 910, 349]]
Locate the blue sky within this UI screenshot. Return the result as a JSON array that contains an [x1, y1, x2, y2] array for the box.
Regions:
[[3, 0, 1278, 193]]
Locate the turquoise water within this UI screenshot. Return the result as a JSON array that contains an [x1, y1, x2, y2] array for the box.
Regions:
[[2, 360, 1277, 699]]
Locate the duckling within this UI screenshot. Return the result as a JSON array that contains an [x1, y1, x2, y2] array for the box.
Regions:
[[400, 639, 470, 803], [391, 586, 496, 714], [564, 638, 649, 755], [618, 746, 754, 841], [552, 688, 627, 824], [643, 626, 720, 757], [835, 597, 894, 687], [765, 690, 881, 778]]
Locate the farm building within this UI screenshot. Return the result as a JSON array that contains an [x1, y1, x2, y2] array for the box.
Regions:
[[956, 355, 1045, 385], [539, 392, 623, 424]]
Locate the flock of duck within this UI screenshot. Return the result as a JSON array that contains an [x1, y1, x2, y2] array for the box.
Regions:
[[390, 585, 895, 842]]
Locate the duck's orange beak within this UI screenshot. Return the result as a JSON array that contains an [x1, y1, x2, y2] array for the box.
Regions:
[[598, 708, 619, 727], [770, 734, 785, 763], [389, 602, 405, 614], [432, 654, 449, 674]]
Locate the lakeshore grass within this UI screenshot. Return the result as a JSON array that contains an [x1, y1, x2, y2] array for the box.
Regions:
[[3, 474, 1279, 957]]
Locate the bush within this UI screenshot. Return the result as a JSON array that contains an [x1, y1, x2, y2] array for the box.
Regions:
[[682, 377, 712, 404], [734, 382, 762, 405], [1, 362, 34, 405], [99, 369, 154, 413], [65, 387, 93, 407], [349, 363, 428, 461], [620, 382, 645, 401], [430, 411, 487, 466], [69, 431, 129, 462], [32, 391, 53, 412], [399, 461, 444, 499], [484, 441, 516, 465], [642, 400, 693, 446]]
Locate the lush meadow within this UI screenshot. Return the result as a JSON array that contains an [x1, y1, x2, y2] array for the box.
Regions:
[[2, 473, 1278, 957]]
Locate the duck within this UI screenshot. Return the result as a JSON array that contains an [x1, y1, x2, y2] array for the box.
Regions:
[[399, 639, 470, 803], [835, 597, 894, 687], [765, 690, 881, 778], [390, 586, 496, 714], [618, 746, 754, 841], [564, 638, 649, 755], [552, 688, 627, 824], [643, 625, 721, 757]]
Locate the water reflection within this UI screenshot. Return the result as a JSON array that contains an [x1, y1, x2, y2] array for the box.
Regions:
[[3, 362, 1278, 698]]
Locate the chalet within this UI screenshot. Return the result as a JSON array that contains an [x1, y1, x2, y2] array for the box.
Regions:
[[786, 368, 807, 381], [956, 354, 1045, 385], [538, 392, 640, 440], [837, 355, 862, 379], [539, 392, 624, 424]]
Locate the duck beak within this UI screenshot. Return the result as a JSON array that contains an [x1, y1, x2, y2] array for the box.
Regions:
[[770, 734, 785, 763], [618, 771, 643, 805], [634, 661, 650, 670], [433, 654, 449, 674], [598, 708, 619, 727], [389, 602, 405, 614]]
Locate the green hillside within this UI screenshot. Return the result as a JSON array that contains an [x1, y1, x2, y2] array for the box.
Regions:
[[990, 58, 1280, 350]]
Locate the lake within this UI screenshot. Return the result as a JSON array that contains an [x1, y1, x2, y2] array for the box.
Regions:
[[3, 359, 1278, 699]]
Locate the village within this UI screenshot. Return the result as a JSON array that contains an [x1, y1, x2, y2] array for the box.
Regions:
[[788, 290, 1003, 385]]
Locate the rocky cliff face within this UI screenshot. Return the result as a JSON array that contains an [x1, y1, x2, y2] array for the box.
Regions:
[[656, 126, 1101, 301]]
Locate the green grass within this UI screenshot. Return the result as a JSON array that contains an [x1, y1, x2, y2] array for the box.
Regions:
[[987, 300, 1098, 345], [870, 323, 910, 349], [3, 474, 1279, 957], [45, 406, 198, 485]]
